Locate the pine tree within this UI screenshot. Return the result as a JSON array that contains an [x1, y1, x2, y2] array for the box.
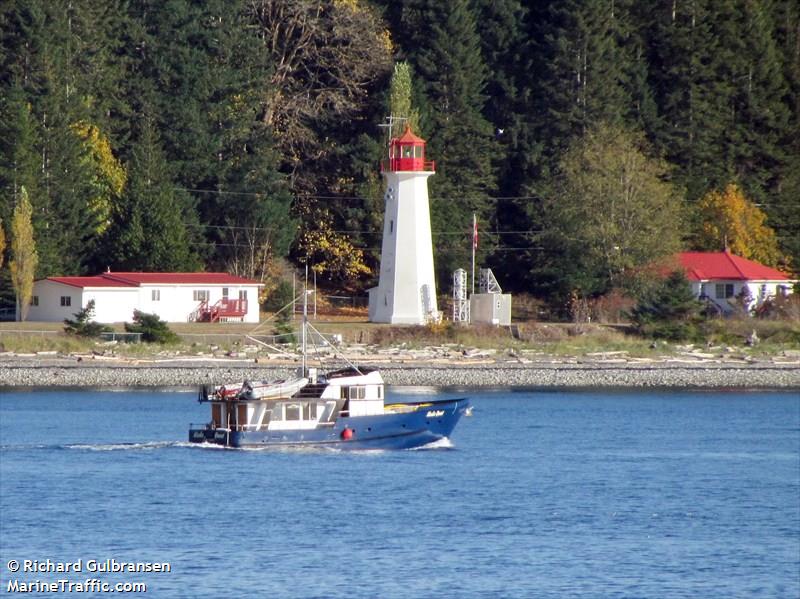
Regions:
[[102, 119, 199, 272], [386, 0, 497, 287], [529, 0, 639, 173], [121, 0, 295, 278]]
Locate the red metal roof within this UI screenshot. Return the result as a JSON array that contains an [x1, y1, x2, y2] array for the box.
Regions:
[[678, 251, 792, 282], [41, 273, 262, 288], [46, 276, 137, 288], [395, 124, 425, 144], [103, 272, 262, 286]]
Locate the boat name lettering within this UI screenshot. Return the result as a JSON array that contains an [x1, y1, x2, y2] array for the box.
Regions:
[[426, 410, 445, 417]]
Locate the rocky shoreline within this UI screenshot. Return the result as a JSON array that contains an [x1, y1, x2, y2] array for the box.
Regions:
[[2, 352, 799, 388]]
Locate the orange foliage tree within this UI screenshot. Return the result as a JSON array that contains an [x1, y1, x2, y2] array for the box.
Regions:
[[695, 184, 784, 267]]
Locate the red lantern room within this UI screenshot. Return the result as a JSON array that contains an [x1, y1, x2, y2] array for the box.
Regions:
[[383, 125, 435, 172]]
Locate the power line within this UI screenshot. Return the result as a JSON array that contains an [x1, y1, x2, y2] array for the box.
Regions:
[[174, 186, 539, 203]]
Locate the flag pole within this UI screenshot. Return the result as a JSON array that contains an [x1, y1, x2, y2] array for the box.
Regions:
[[471, 213, 477, 295]]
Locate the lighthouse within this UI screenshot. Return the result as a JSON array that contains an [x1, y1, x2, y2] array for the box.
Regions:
[[368, 125, 438, 324]]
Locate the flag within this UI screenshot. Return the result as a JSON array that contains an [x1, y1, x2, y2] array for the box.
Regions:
[[472, 214, 478, 250]]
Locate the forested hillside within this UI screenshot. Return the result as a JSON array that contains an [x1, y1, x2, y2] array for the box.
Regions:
[[1, 0, 798, 311]]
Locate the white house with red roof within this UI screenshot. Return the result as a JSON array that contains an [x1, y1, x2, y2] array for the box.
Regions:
[[23, 272, 263, 323], [678, 251, 796, 314]]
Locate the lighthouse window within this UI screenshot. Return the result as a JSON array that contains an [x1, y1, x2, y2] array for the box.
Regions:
[[390, 220, 393, 234], [414, 146, 422, 157], [403, 146, 413, 157]]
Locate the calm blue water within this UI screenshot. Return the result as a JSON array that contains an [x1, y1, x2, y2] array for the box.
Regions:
[[0, 388, 798, 598]]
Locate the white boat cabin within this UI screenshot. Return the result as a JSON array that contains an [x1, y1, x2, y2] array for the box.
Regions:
[[210, 369, 386, 433]]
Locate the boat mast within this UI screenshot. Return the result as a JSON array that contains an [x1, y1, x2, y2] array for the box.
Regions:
[[301, 264, 308, 375]]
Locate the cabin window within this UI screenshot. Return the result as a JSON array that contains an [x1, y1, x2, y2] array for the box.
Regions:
[[348, 386, 366, 400], [151, 289, 160, 301], [60, 296, 71, 307], [31, 296, 39, 306], [193, 290, 209, 302], [303, 403, 319, 420], [285, 404, 301, 421], [715, 283, 734, 299]]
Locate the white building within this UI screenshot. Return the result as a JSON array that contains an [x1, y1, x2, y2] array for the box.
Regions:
[[679, 251, 796, 314], [368, 125, 439, 324], [23, 272, 263, 323]]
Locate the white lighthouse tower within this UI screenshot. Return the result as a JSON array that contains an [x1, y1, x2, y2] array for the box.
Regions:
[[368, 125, 438, 324]]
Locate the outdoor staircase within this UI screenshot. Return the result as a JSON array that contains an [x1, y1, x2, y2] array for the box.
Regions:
[[190, 299, 248, 323]]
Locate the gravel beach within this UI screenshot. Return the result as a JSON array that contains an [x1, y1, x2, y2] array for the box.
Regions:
[[2, 352, 798, 388]]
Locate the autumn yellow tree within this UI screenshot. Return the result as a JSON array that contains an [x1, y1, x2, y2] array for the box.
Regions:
[[294, 207, 371, 285], [0, 219, 5, 268], [695, 184, 783, 267], [10, 187, 38, 321], [71, 122, 126, 234]]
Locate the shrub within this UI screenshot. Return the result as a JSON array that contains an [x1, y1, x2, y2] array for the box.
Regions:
[[124, 310, 179, 344], [63, 300, 112, 338], [263, 279, 296, 314], [628, 271, 704, 341]]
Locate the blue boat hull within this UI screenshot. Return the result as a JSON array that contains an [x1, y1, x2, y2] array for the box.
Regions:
[[189, 398, 470, 450]]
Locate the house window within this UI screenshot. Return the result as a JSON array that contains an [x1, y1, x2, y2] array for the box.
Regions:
[[31, 296, 39, 306], [239, 290, 247, 300], [193, 290, 209, 302], [715, 283, 734, 299], [778, 285, 789, 297], [60, 296, 71, 307], [151, 289, 161, 301], [222, 287, 229, 299]]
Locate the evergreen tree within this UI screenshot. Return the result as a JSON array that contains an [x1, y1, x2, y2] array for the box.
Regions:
[[0, 1, 105, 276], [385, 0, 497, 287], [102, 119, 199, 272], [629, 271, 704, 341], [121, 0, 295, 278], [529, 0, 639, 173]]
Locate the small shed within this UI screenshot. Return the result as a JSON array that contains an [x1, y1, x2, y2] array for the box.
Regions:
[[469, 268, 512, 326]]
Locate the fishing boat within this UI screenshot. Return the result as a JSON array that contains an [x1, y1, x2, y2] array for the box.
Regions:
[[188, 293, 470, 450]]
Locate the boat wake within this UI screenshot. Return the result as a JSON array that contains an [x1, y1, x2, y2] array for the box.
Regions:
[[1, 441, 190, 452], [409, 437, 454, 451], [65, 441, 181, 451]]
